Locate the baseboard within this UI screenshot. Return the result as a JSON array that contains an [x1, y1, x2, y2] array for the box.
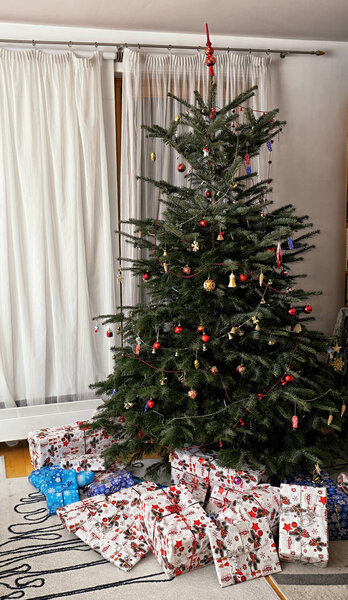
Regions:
[[0, 399, 102, 442]]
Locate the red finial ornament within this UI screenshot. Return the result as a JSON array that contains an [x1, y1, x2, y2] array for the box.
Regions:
[[205, 24, 215, 77]]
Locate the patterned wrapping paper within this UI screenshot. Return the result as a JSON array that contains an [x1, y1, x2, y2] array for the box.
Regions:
[[208, 508, 281, 587], [171, 469, 209, 505], [284, 471, 348, 541], [171, 447, 266, 494], [44, 469, 80, 515], [57, 494, 107, 533], [87, 470, 134, 497], [140, 484, 215, 578], [337, 473, 348, 495], [279, 484, 329, 567], [60, 453, 106, 472], [206, 484, 280, 535], [28, 422, 115, 469]]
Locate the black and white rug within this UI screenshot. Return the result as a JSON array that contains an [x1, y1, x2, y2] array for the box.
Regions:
[[0, 477, 279, 600]]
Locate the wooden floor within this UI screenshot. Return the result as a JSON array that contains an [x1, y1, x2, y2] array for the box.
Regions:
[[0, 440, 32, 478]]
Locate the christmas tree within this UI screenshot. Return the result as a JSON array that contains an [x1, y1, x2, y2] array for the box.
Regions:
[[89, 28, 347, 480]]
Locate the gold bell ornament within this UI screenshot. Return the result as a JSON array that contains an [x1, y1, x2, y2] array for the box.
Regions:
[[151, 152, 156, 161], [163, 262, 168, 273], [228, 273, 236, 288], [259, 272, 264, 287]]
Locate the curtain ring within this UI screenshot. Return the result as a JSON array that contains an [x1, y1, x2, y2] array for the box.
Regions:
[[248, 48, 252, 55], [138, 43, 141, 50], [94, 41, 99, 49], [32, 40, 36, 47], [266, 49, 271, 56], [168, 44, 172, 52], [68, 41, 73, 49]]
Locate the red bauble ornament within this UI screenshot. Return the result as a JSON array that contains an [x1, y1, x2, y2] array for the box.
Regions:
[[210, 366, 218, 374], [137, 431, 142, 437], [174, 326, 183, 334], [288, 307, 297, 315], [209, 108, 215, 120], [292, 415, 298, 430], [205, 55, 216, 67], [106, 329, 113, 338], [205, 190, 211, 198], [120, 416, 125, 423], [197, 325, 205, 332], [239, 274, 248, 282], [258, 394, 263, 400], [177, 163, 186, 172], [285, 374, 294, 383], [188, 389, 198, 399], [200, 219, 208, 227], [153, 341, 161, 350], [304, 304, 312, 313], [147, 399, 155, 409], [143, 272, 150, 281], [236, 364, 245, 374], [183, 265, 191, 275], [201, 334, 210, 343]]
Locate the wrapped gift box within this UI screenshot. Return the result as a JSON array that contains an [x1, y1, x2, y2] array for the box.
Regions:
[[141, 484, 215, 578], [206, 484, 280, 534], [41, 469, 79, 515], [284, 471, 348, 541], [57, 495, 107, 533], [28, 422, 115, 469], [337, 473, 348, 495], [171, 469, 209, 505], [208, 508, 281, 587], [60, 453, 106, 472], [87, 470, 134, 497], [209, 460, 266, 491], [279, 484, 329, 567]]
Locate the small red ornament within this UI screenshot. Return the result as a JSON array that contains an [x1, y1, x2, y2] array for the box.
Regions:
[[239, 274, 248, 282], [183, 265, 191, 275], [174, 326, 183, 334], [147, 399, 155, 409], [94, 325, 99, 333], [281, 379, 286, 386], [304, 304, 312, 313], [153, 341, 161, 350], [210, 366, 218, 374], [137, 431, 142, 437], [292, 415, 298, 430], [236, 364, 245, 374], [143, 272, 150, 281], [205, 55, 216, 67], [188, 389, 198, 399], [281, 270, 288, 276], [219, 440, 223, 448], [285, 374, 294, 383], [288, 307, 297, 315], [197, 325, 205, 332], [120, 416, 125, 423], [201, 333, 210, 343], [106, 329, 113, 338], [203, 145, 210, 157], [177, 163, 186, 172], [209, 108, 215, 120], [205, 190, 211, 198], [200, 219, 208, 227], [258, 393, 263, 400]]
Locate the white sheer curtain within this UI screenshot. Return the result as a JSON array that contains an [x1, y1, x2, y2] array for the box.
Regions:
[[121, 49, 271, 306], [0, 49, 117, 408]]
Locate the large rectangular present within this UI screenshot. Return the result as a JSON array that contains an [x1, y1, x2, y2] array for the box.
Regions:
[[141, 484, 215, 578], [279, 484, 329, 567], [171, 446, 266, 494], [337, 473, 348, 495], [285, 471, 348, 541], [205, 484, 280, 534], [208, 507, 281, 587], [57, 494, 107, 533], [87, 470, 134, 497], [28, 422, 115, 469], [60, 453, 106, 472]]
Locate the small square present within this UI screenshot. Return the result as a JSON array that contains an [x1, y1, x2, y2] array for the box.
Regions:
[[141, 484, 215, 578], [208, 508, 281, 587], [171, 446, 214, 482], [279, 484, 329, 567], [337, 473, 348, 495], [44, 469, 80, 515], [206, 484, 280, 534], [60, 453, 106, 472], [87, 470, 134, 497], [57, 495, 107, 533], [171, 469, 209, 505], [284, 471, 348, 541], [28, 422, 115, 469]]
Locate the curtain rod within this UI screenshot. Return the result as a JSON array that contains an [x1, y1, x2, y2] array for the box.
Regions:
[[0, 38, 325, 60]]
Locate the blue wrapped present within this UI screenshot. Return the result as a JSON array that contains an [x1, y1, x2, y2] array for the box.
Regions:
[[76, 470, 94, 487], [284, 470, 348, 540], [29, 466, 80, 515], [87, 469, 134, 497], [29, 466, 93, 490]]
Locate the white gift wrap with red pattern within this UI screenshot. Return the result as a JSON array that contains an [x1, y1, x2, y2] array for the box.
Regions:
[[208, 508, 281, 587], [206, 484, 280, 534], [60, 453, 106, 471], [56, 495, 106, 533], [209, 460, 266, 491], [171, 469, 209, 505], [279, 484, 329, 567], [28, 422, 115, 469], [171, 446, 214, 481], [337, 473, 348, 495], [141, 484, 215, 578]]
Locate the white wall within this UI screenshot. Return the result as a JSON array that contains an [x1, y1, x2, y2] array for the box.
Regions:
[[0, 22, 347, 334]]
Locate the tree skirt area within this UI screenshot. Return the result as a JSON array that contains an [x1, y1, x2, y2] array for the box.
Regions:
[[0, 477, 279, 600]]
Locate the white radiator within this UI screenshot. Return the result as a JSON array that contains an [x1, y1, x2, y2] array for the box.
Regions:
[[0, 399, 101, 442]]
